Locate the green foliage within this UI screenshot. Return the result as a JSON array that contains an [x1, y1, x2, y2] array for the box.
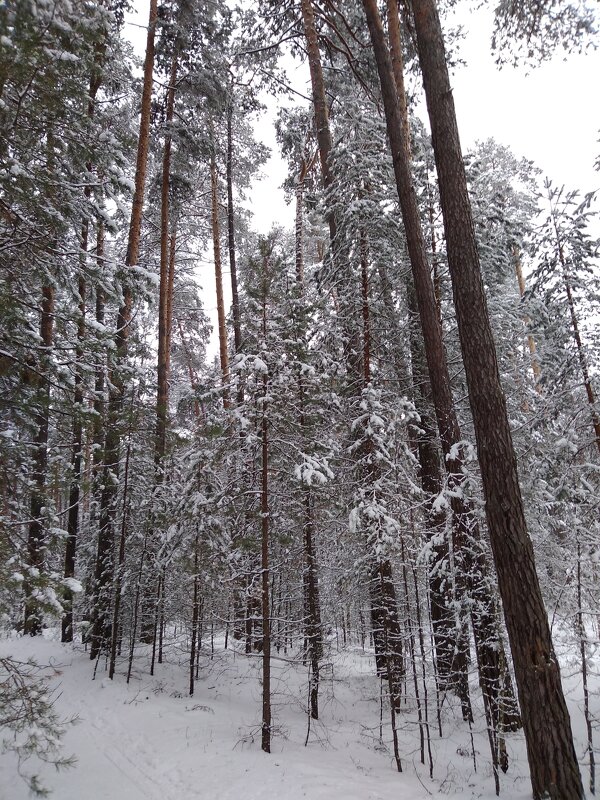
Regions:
[[0, 655, 77, 796], [492, 0, 598, 64]]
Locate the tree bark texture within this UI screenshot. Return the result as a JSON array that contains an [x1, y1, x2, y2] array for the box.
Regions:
[[366, 0, 515, 733], [155, 53, 178, 470], [409, 0, 583, 795], [300, 0, 336, 244], [211, 155, 230, 408], [226, 101, 242, 356]]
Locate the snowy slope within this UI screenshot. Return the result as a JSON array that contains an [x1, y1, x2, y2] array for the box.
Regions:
[[1, 630, 582, 799]]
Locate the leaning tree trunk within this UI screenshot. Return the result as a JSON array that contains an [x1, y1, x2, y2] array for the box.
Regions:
[[378, 258, 460, 692], [365, 0, 515, 736], [90, 0, 158, 660], [408, 0, 583, 795], [405, 281, 467, 696], [300, 0, 336, 244]]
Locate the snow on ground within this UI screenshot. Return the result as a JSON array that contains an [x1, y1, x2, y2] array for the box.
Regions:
[[2, 629, 594, 800]]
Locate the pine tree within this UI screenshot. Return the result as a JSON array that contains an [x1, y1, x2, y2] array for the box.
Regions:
[[408, 0, 583, 794]]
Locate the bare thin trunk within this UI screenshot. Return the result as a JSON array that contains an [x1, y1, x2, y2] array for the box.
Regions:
[[295, 172, 305, 287], [360, 229, 371, 386], [577, 541, 596, 795], [92, 221, 106, 473], [512, 244, 542, 392], [109, 430, 132, 679]]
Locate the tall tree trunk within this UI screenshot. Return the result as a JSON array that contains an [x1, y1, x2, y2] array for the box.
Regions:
[[295, 147, 318, 288], [367, 0, 514, 733], [166, 226, 176, 369], [360, 230, 404, 711], [300, 0, 403, 690], [226, 100, 242, 356], [406, 281, 466, 695], [301, 478, 321, 721], [360, 229, 371, 385], [90, 0, 158, 660], [61, 270, 85, 643], [211, 153, 230, 408], [92, 221, 106, 478], [295, 174, 305, 287], [298, 373, 322, 723], [300, 0, 336, 244], [260, 281, 271, 754], [155, 54, 178, 471], [140, 58, 179, 643], [144, 56, 178, 647], [189, 532, 200, 696], [294, 175, 322, 722], [24, 284, 54, 635], [408, 0, 583, 795], [109, 425, 132, 679]]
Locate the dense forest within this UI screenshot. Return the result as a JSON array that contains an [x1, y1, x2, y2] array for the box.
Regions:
[[1, 0, 599, 798]]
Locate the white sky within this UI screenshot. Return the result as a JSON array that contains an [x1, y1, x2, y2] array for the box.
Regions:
[[250, 4, 600, 233], [124, 2, 600, 353], [448, 6, 599, 194]]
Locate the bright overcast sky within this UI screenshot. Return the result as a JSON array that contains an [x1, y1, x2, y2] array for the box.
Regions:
[[249, 5, 599, 233], [124, 1, 599, 351], [124, 1, 599, 225], [449, 7, 599, 188]]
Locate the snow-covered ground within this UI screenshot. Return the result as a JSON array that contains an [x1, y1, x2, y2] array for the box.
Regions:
[[0, 630, 595, 800]]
